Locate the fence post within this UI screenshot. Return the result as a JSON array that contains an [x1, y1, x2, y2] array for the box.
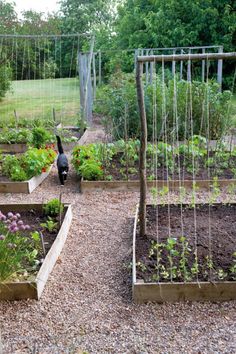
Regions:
[[150, 49, 154, 83], [93, 53, 96, 100], [145, 49, 149, 84], [98, 49, 102, 85], [202, 48, 205, 82], [217, 46, 223, 91], [187, 48, 191, 81], [172, 49, 176, 76], [180, 49, 183, 80], [78, 36, 95, 127]]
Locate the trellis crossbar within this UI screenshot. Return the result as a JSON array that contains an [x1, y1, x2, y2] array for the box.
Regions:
[[137, 51, 236, 63]]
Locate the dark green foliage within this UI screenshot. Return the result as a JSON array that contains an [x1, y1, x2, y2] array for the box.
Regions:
[[31, 127, 52, 149], [43, 199, 64, 217], [0, 65, 12, 99], [95, 72, 233, 140], [115, 0, 236, 89]]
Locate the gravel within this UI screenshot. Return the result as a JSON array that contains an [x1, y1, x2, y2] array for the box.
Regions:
[[0, 132, 236, 353]]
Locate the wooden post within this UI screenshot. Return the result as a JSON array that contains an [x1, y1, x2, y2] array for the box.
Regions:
[[172, 49, 176, 76], [98, 50, 102, 85], [217, 46, 223, 91], [83, 36, 95, 125], [79, 37, 95, 128], [78, 52, 85, 125], [187, 49, 191, 81], [202, 48, 205, 82], [136, 62, 147, 237], [150, 50, 154, 83], [180, 49, 183, 80], [145, 49, 149, 84], [93, 53, 96, 100], [14, 109, 19, 129]]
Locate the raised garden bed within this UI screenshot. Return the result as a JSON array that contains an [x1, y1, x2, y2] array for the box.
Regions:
[[73, 139, 236, 192], [0, 147, 56, 193], [0, 202, 72, 300], [133, 203, 236, 303], [0, 164, 53, 193], [80, 177, 236, 192], [0, 126, 85, 153]]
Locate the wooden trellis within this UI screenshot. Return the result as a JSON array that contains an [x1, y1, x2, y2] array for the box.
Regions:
[[135, 45, 223, 88], [136, 51, 236, 237], [79, 45, 224, 124]]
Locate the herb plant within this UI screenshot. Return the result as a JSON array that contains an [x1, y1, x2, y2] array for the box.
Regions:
[[43, 199, 64, 217]]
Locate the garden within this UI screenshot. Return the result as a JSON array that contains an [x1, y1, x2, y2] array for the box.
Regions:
[[0, 0, 236, 352]]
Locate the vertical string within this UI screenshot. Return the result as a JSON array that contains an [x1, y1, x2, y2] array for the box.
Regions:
[[162, 56, 172, 281], [153, 58, 160, 282], [189, 53, 199, 283], [206, 55, 213, 281], [173, 55, 184, 239]]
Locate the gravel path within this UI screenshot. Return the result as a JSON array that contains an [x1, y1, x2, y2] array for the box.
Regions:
[[0, 149, 236, 352]]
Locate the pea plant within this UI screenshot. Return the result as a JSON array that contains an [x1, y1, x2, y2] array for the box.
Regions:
[[72, 136, 236, 182], [138, 237, 236, 283]]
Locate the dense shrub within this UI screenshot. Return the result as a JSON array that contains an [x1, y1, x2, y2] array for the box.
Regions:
[[95, 71, 233, 140], [0, 64, 12, 99]]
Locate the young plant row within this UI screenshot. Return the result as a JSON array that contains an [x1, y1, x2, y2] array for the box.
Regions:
[[136, 237, 236, 283], [0, 199, 64, 282], [0, 127, 78, 146], [0, 117, 58, 129], [72, 136, 236, 181]]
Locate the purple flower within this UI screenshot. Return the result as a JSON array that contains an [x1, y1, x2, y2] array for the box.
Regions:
[[25, 225, 31, 230], [16, 213, 21, 219], [0, 235, 5, 240], [19, 225, 26, 231], [11, 215, 18, 221], [0, 213, 6, 221], [7, 212, 13, 218], [17, 220, 23, 226]]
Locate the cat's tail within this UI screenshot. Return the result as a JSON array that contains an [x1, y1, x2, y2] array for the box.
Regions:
[[56, 135, 64, 154]]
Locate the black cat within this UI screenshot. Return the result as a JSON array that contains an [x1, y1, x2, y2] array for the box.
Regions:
[[56, 135, 69, 185]]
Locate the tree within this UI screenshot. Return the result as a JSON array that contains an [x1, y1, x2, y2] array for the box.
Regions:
[[0, 1, 17, 98], [115, 0, 236, 51], [59, 0, 116, 51], [114, 0, 236, 87], [0, 0, 18, 34]]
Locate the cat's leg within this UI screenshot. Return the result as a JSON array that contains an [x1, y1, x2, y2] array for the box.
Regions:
[[59, 172, 64, 185]]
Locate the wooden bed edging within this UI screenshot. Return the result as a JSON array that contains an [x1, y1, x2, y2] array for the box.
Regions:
[[0, 203, 72, 301], [0, 141, 78, 154], [133, 281, 236, 303], [0, 165, 53, 194], [80, 178, 236, 192], [132, 203, 236, 303], [0, 128, 87, 153]]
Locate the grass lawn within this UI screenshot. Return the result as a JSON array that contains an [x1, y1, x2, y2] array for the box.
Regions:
[[0, 78, 80, 126]]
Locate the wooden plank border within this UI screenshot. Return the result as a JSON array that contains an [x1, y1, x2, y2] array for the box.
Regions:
[[80, 178, 236, 192], [0, 165, 53, 194], [0, 203, 72, 301], [132, 203, 236, 303], [0, 127, 87, 153]]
